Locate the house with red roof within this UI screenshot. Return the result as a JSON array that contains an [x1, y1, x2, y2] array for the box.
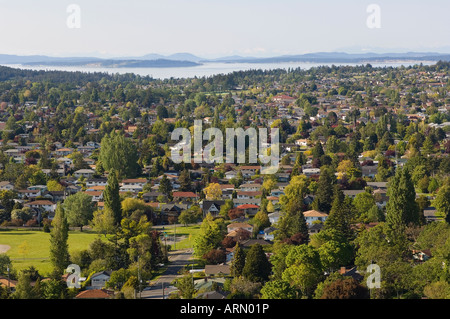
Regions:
[[172, 191, 199, 202], [236, 204, 259, 216], [75, 289, 114, 299]]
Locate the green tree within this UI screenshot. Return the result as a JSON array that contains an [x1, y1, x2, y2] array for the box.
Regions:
[[320, 277, 369, 299], [175, 274, 196, 299], [434, 184, 450, 223], [193, 213, 224, 258], [49, 204, 70, 279], [231, 243, 246, 277], [104, 169, 122, 225], [242, 243, 271, 283], [99, 130, 140, 178], [13, 271, 36, 299], [313, 166, 335, 213], [178, 169, 192, 192], [281, 244, 323, 297], [353, 191, 376, 221], [63, 192, 94, 231], [385, 168, 419, 242], [158, 175, 173, 201], [260, 279, 298, 299], [323, 187, 356, 241]]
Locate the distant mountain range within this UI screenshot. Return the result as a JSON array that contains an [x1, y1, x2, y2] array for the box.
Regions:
[[1, 51, 449, 68]]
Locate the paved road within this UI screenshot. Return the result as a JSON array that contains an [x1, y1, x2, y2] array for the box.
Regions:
[[140, 248, 194, 299]]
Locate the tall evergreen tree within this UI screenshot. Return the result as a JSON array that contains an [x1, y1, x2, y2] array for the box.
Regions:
[[178, 169, 192, 192], [231, 243, 246, 277], [323, 186, 355, 241], [242, 243, 271, 283], [386, 168, 419, 241], [49, 204, 70, 279], [159, 174, 173, 201], [313, 165, 335, 213], [13, 271, 35, 299], [276, 195, 308, 242], [104, 169, 122, 225]]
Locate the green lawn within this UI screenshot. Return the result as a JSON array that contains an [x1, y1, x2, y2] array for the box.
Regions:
[[0, 224, 202, 276], [161, 224, 201, 251], [0, 228, 103, 276]]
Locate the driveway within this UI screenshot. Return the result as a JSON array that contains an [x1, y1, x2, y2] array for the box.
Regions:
[[140, 248, 194, 299]]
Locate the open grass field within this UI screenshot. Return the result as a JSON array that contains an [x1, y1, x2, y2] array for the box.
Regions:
[[0, 224, 202, 276], [159, 224, 201, 251], [0, 228, 103, 276]]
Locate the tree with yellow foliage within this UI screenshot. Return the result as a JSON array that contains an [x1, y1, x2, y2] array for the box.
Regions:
[[203, 183, 222, 200]]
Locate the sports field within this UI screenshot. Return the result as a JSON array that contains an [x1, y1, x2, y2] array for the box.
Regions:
[[0, 228, 103, 276]]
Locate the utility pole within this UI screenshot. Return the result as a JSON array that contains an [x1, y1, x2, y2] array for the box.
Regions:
[[138, 255, 141, 299], [174, 223, 176, 250]]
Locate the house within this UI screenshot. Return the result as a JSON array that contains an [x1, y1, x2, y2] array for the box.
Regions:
[[240, 239, 272, 248], [308, 223, 323, 235], [263, 226, 277, 241], [339, 266, 364, 281], [86, 178, 108, 188], [227, 222, 253, 234], [423, 207, 438, 223], [75, 289, 114, 299], [84, 191, 103, 202], [361, 165, 378, 178], [44, 191, 66, 202], [236, 204, 259, 217], [302, 168, 321, 177], [239, 183, 262, 192], [142, 191, 164, 202], [204, 264, 231, 277], [41, 168, 66, 177], [366, 182, 388, 190], [54, 148, 73, 157], [172, 191, 198, 202], [226, 228, 252, 242], [224, 171, 238, 180], [119, 184, 143, 193], [238, 165, 261, 177], [201, 200, 225, 217], [295, 139, 308, 147], [373, 189, 388, 207], [303, 210, 328, 225], [17, 189, 41, 199], [74, 169, 95, 179], [0, 181, 14, 191], [268, 211, 284, 224], [236, 191, 261, 200], [272, 94, 296, 104], [232, 198, 261, 207], [343, 190, 366, 199], [121, 178, 148, 188], [89, 270, 112, 289], [24, 200, 57, 214], [160, 203, 189, 223]]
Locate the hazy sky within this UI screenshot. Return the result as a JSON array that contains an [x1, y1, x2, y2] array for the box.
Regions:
[[0, 0, 449, 58]]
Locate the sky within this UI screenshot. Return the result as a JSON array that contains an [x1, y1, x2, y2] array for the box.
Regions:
[[0, 0, 449, 58]]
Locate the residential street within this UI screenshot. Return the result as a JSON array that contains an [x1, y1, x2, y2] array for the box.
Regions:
[[140, 249, 194, 299]]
